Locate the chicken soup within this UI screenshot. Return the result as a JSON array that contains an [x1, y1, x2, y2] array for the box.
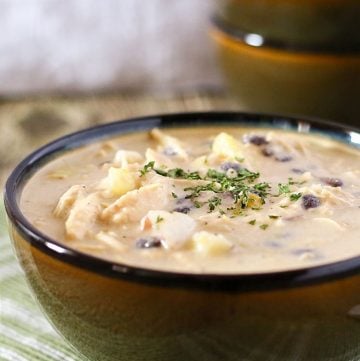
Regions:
[[21, 126, 360, 273]]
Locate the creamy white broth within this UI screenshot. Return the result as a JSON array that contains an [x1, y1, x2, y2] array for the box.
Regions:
[[21, 126, 360, 274]]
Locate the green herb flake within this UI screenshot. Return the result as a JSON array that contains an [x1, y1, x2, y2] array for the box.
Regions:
[[207, 196, 222, 212], [147, 164, 270, 213], [171, 192, 178, 199], [288, 177, 296, 185], [278, 183, 291, 195], [140, 161, 155, 176], [248, 219, 256, 225], [155, 216, 164, 224], [269, 215, 280, 219], [290, 193, 302, 201], [235, 156, 245, 163], [154, 168, 168, 176], [260, 224, 269, 230]]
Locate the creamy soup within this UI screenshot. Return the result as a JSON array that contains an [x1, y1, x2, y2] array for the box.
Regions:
[[21, 127, 360, 273]]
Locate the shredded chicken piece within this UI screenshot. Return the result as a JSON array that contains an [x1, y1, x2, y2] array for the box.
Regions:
[[150, 128, 188, 159], [140, 210, 196, 250], [145, 148, 179, 169], [101, 183, 171, 224], [113, 150, 143, 167], [54, 185, 87, 217], [65, 193, 102, 240]]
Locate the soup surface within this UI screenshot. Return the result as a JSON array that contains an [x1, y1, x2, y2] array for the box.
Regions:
[[21, 126, 360, 273]]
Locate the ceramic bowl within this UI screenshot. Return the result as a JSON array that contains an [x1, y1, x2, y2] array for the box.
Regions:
[[4, 112, 360, 361]]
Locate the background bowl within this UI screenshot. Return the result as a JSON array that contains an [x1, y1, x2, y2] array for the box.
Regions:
[[211, 0, 360, 125], [4, 112, 360, 361]]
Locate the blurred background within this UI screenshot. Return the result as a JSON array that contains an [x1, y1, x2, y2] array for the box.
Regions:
[[0, 0, 359, 185]]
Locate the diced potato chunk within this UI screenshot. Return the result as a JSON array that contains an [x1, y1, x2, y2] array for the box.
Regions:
[[145, 148, 177, 169], [312, 218, 344, 231], [140, 210, 196, 250], [212, 132, 243, 159], [114, 150, 143, 167], [107, 167, 138, 196], [189, 155, 208, 174], [191, 231, 233, 256]]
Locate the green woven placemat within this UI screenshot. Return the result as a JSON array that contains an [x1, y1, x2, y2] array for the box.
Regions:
[[0, 202, 88, 361]]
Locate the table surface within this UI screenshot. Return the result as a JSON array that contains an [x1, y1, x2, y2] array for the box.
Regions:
[[0, 93, 238, 361]]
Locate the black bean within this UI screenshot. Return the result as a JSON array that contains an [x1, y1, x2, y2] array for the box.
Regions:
[[173, 206, 191, 214], [220, 162, 241, 171], [261, 144, 293, 162], [248, 135, 269, 146], [302, 194, 321, 210], [321, 177, 343, 187], [261, 147, 274, 157], [136, 237, 162, 249], [291, 168, 306, 174], [163, 147, 177, 156], [275, 154, 293, 162]]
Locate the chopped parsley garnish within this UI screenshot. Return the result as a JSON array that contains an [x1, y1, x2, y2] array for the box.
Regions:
[[278, 179, 304, 201], [155, 216, 164, 224], [248, 219, 256, 225], [260, 224, 269, 230], [269, 215, 280, 219], [290, 193, 302, 201], [141, 162, 272, 213], [140, 161, 155, 176], [278, 183, 291, 195], [152, 167, 201, 180], [171, 192, 178, 198], [208, 196, 222, 212], [288, 177, 296, 185]]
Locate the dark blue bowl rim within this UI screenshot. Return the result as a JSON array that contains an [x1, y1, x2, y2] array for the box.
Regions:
[[4, 111, 360, 292]]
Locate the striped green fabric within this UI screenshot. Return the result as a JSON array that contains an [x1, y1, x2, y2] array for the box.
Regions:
[[0, 202, 87, 361]]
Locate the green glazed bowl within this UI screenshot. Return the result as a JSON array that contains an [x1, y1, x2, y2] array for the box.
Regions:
[[212, 0, 360, 125], [4, 112, 360, 361]]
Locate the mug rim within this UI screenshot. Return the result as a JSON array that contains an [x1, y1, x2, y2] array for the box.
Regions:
[[212, 15, 360, 55]]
